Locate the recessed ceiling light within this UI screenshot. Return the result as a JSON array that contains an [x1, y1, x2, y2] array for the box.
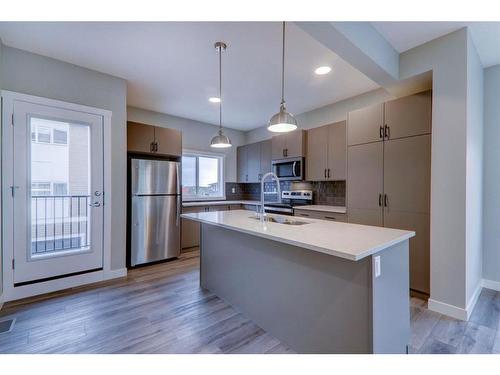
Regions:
[[209, 97, 221, 103], [314, 66, 332, 75]]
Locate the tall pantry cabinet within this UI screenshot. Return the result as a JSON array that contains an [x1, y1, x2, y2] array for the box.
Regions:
[[347, 90, 432, 295]]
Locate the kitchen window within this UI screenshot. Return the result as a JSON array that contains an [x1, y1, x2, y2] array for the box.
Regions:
[[182, 152, 224, 201]]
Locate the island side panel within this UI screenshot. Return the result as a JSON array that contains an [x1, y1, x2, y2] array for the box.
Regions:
[[200, 223, 373, 354], [371, 240, 410, 353]]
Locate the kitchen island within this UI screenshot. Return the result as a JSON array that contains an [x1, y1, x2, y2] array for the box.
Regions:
[[181, 210, 415, 354]]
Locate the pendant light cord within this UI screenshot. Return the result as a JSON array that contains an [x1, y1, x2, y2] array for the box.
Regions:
[[218, 43, 223, 133], [281, 21, 286, 107]]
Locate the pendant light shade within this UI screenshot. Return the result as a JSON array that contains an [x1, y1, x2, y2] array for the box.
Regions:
[[210, 41, 232, 148], [268, 21, 298, 133]]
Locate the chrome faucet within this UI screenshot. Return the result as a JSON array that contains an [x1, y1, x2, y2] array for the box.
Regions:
[[260, 172, 281, 223]]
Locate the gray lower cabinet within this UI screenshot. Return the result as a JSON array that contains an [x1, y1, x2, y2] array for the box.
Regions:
[[181, 203, 253, 248], [294, 209, 347, 222], [237, 139, 273, 183], [384, 210, 430, 294]]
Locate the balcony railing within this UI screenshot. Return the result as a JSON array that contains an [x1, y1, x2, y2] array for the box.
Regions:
[[31, 195, 91, 255]]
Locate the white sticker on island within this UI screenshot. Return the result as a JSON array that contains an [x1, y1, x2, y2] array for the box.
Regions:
[[374, 256, 381, 278]]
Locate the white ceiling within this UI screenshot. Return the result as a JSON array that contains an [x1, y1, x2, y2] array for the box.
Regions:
[[372, 22, 500, 68], [0, 22, 379, 131]]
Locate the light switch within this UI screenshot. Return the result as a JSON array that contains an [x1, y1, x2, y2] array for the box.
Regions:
[[232, 187, 236, 194], [374, 256, 381, 278]]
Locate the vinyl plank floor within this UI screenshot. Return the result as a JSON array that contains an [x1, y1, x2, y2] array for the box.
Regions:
[[2, 250, 500, 354]]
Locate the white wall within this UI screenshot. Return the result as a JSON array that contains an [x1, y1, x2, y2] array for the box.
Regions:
[[245, 88, 393, 143], [482, 64, 500, 283], [1, 46, 128, 270], [465, 34, 484, 304], [127, 106, 246, 182], [400, 28, 485, 314]]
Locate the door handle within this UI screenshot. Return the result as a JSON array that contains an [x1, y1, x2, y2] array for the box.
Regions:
[[378, 193, 382, 207], [327, 169, 331, 178], [384, 125, 390, 140], [384, 194, 388, 207], [150, 142, 154, 152], [379, 126, 384, 139], [88, 202, 101, 207], [324, 168, 327, 178]]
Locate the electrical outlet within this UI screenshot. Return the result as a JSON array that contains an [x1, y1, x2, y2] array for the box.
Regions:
[[374, 256, 381, 278], [231, 187, 236, 194]]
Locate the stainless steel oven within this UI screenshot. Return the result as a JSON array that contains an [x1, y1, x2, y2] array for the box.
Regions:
[[272, 157, 304, 181]]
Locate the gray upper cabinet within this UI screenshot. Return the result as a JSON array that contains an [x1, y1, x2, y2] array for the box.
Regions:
[[259, 139, 272, 176], [271, 130, 306, 159], [306, 125, 329, 181], [384, 90, 432, 140], [127, 121, 182, 156], [347, 103, 384, 146], [237, 145, 248, 182], [271, 134, 287, 159], [246, 142, 261, 182], [237, 139, 273, 183], [127, 122, 156, 153], [154, 127, 182, 156], [306, 121, 346, 181], [328, 121, 347, 181]]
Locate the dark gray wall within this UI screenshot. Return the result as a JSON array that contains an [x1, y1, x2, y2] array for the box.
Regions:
[[0, 46, 127, 270]]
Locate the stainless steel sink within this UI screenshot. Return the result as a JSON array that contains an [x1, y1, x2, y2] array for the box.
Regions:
[[250, 215, 310, 226]]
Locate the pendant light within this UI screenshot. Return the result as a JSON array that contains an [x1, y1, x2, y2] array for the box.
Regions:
[[268, 21, 298, 133], [210, 41, 232, 148]]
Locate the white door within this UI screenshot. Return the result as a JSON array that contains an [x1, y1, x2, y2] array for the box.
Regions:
[[5, 97, 104, 284]]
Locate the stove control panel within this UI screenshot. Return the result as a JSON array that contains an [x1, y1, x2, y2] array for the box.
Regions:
[[281, 190, 313, 200]]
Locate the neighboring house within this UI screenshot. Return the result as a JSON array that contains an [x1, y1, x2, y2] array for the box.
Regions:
[[30, 118, 90, 254]]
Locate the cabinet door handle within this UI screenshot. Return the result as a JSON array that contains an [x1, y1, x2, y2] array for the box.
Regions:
[[299, 213, 309, 217], [378, 193, 382, 207], [379, 126, 384, 139], [324, 216, 336, 220], [150, 142, 154, 152], [384, 125, 390, 140], [327, 168, 331, 178], [324, 168, 327, 178], [384, 194, 388, 207]]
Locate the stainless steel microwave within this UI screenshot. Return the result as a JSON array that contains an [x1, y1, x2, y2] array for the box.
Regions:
[[272, 157, 304, 181]]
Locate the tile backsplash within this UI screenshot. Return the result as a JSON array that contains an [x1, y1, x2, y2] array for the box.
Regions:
[[227, 180, 346, 206]]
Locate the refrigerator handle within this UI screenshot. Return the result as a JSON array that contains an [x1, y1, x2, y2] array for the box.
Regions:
[[176, 196, 180, 227]]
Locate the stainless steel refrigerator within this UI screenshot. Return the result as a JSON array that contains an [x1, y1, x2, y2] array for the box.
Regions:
[[130, 158, 181, 266]]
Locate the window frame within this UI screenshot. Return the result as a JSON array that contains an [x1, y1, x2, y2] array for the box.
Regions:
[[182, 149, 225, 202]]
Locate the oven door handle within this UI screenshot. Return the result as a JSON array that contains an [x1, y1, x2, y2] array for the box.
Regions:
[[292, 161, 297, 177]]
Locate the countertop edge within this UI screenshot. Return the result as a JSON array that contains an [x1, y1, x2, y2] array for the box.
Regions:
[[181, 213, 415, 261]]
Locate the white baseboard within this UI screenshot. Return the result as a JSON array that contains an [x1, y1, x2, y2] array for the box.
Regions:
[[4, 268, 127, 303], [428, 298, 468, 321], [481, 278, 500, 292], [103, 268, 128, 280], [428, 281, 482, 321]]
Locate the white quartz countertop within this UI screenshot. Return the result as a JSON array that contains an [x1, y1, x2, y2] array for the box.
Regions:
[[182, 200, 261, 207], [294, 205, 347, 214], [182, 210, 414, 261]]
